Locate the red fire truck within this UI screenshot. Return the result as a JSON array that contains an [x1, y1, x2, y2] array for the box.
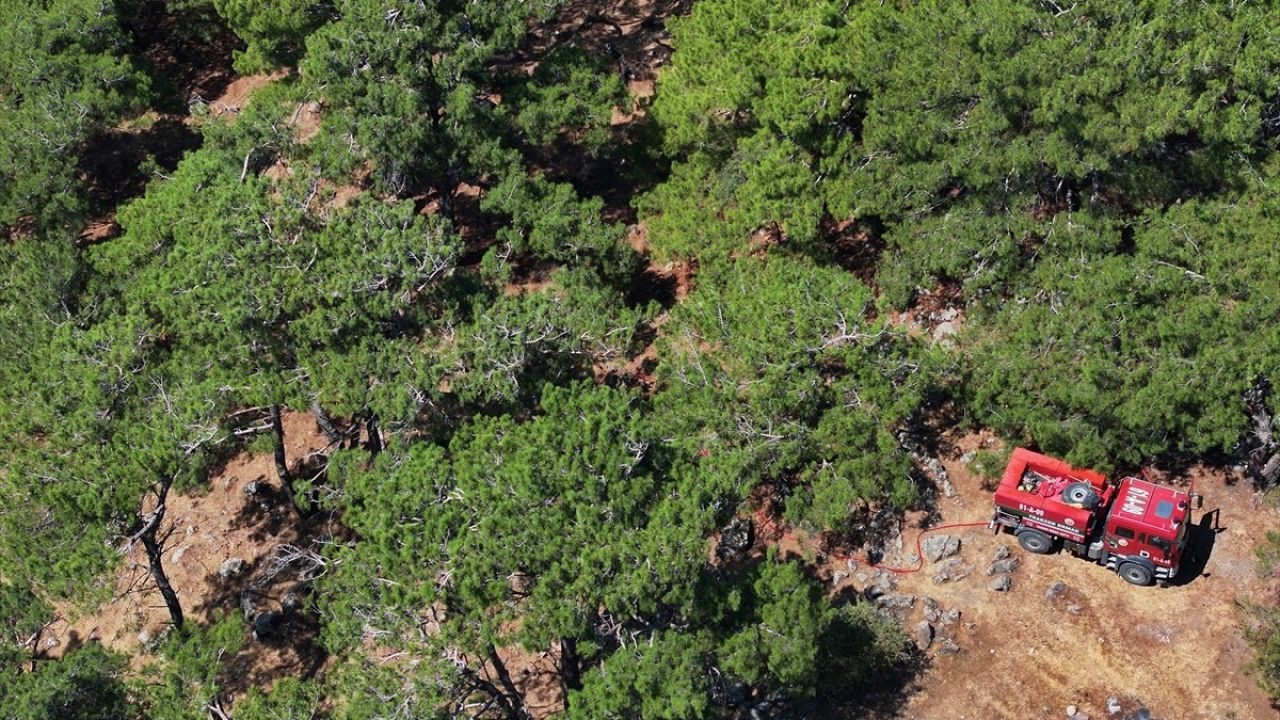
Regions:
[[991, 448, 1200, 586]]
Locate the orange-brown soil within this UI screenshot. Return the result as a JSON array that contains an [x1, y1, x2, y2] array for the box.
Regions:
[[765, 431, 1277, 719], [44, 411, 332, 691]]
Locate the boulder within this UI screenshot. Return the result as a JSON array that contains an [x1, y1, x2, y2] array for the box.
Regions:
[[922, 534, 961, 563], [988, 557, 1021, 575], [253, 611, 282, 641], [240, 590, 259, 622], [219, 557, 245, 578], [915, 621, 934, 651], [938, 639, 961, 655], [1046, 582, 1069, 601], [875, 593, 917, 610], [716, 518, 754, 561], [932, 557, 968, 584], [989, 574, 1013, 592], [993, 544, 1011, 561]]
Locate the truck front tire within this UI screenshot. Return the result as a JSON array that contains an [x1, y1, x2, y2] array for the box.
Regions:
[[1118, 562, 1154, 586], [1016, 529, 1054, 554]]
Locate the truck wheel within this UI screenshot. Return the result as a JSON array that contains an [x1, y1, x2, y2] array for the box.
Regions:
[[1016, 529, 1054, 554], [1118, 562, 1154, 586]]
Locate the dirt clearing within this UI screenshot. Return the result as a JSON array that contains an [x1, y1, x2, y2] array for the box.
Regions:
[[804, 432, 1278, 719], [43, 411, 332, 689]]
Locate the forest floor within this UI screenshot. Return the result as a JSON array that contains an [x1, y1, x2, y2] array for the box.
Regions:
[[42, 410, 333, 695], [765, 430, 1278, 720]]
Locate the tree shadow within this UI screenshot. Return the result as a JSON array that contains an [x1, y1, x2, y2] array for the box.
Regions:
[[228, 477, 297, 544], [818, 216, 887, 289], [216, 606, 328, 699], [121, 0, 243, 111], [78, 117, 203, 232]]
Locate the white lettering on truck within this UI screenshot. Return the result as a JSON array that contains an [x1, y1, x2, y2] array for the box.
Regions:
[[1122, 486, 1150, 516]]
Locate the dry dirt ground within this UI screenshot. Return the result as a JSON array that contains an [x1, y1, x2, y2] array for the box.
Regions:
[[781, 431, 1279, 720], [43, 411, 332, 692]]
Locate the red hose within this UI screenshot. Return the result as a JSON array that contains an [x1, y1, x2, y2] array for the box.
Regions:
[[867, 520, 995, 574], [753, 512, 993, 575]]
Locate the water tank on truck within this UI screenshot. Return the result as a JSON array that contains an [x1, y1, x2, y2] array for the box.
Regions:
[[990, 448, 1202, 586]]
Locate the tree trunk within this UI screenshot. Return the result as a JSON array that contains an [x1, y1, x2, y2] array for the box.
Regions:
[[141, 526, 184, 629], [270, 404, 302, 514], [137, 476, 183, 629], [311, 401, 343, 446], [460, 667, 519, 720], [487, 644, 531, 720], [364, 410, 383, 456], [559, 636, 583, 706]]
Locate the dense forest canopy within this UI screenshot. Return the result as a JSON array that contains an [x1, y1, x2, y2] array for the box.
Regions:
[[2, 0, 1280, 716]]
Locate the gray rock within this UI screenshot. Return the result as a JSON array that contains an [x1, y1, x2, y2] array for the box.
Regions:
[[993, 544, 1011, 561], [240, 590, 259, 621], [138, 627, 166, 652], [253, 611, 282, 641], [988, 557, 1021, 575], [219, 557, 245, 578], [915, 621, 934, 651], [1127, 710, 1152, 720], [716, 518, 754, 561], [170, 546, 187, 564], [1046, 582, 1069, 601], [923, 596, 941, 622], [932, 557, 968, 584], [1067, 705, 1078, 718], [855, 572, 869, 583], [922, 534, 961, 563], [989, 574, 1013, 592], [1075, 714, 1090, 720], [243, 479, 262, 496], [1066, 603, 1082, 614], [1106, 698, 1122, 715], [933, 321, 958, 340], [875, 593, 917, 610], [832, 570, 849, 586], [938, 639, 961, 655], [924, 457, 952, 497]]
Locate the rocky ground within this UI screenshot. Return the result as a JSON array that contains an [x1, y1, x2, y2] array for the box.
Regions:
[[792, 431, 1279, 720]]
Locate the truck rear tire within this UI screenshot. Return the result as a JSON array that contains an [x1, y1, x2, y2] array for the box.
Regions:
[[1016, 529, 1054, 554], [1118, 562, 1154, 586]]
